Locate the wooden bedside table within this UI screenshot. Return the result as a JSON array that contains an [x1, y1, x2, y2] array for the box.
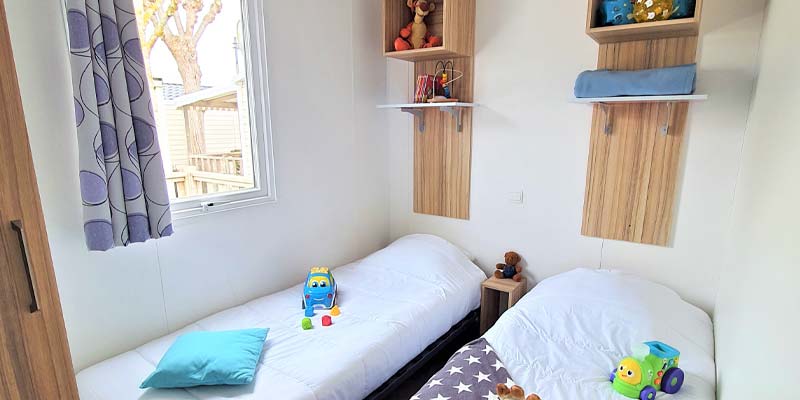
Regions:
[[480, 276, 527, 334]]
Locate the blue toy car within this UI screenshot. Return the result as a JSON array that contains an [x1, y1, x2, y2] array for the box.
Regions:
[[302, 267, 337, 310]]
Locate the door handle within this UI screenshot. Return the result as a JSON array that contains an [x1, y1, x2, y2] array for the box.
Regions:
[[10, 220, 39, 313]]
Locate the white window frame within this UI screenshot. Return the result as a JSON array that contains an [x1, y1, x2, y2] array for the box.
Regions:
[[170, 0, 276, 218], [62, 0, 277, 219]]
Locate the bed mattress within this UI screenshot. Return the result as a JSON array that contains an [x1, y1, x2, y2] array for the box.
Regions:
[[76, 234, 486, 400], [483, 268, 716, 400]]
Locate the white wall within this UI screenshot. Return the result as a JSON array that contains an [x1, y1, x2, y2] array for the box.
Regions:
[[714, 1, 800, 397], [5, 0, 781, 377], [388, 0, 767, 313], [5, 0, 388, 371]]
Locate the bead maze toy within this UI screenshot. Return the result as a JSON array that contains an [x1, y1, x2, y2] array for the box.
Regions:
[[610, 341, 685, 399]]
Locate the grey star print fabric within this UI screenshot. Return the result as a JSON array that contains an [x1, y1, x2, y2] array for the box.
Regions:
[[411, 338, 516, 400]]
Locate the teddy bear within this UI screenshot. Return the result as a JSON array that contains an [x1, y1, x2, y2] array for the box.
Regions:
[[394, 0, 443, 51], [497, 383, 541, 400], [495, 251, 523, 282]]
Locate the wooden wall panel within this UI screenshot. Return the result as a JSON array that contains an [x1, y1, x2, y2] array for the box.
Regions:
[[582, 37, 697, 246], [0, 0, 79, 396], [413, 57, 473, 219], [443, 0, 476, 56]]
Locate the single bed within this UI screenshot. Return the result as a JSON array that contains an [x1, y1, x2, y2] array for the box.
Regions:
[[414, 268, 716, 400], [76, 234, 486, 400]]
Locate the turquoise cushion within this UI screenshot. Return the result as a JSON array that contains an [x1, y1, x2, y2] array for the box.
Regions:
[[140, 328, 269, 389]]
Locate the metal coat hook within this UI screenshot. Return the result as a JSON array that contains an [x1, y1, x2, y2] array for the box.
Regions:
[[401, 108, 425, 133], [599, 103, 613, 135], [661, 102, 673, 136], [441, 106, 463, 132]]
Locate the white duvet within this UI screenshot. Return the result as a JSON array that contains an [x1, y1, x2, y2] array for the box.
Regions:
[[484, 268, 716, 400], [76, 234, 486, 400]]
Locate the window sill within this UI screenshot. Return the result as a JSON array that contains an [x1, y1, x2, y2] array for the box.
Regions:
[[171, 195, 277, 221]]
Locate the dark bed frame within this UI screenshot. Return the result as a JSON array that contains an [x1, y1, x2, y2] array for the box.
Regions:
[[366, 309, 480, 400]]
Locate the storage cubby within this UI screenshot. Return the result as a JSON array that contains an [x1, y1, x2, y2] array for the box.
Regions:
[[383, 0, 475, 62], [580, 1, 704, 246], [379, 0, 476, 220], [585, 0, 703, 43]]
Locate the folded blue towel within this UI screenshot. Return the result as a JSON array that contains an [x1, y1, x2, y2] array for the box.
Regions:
[[574, 64, 697, 98]]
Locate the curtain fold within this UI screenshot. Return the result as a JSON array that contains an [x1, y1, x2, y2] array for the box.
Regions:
[[66, 0, 173, 251]]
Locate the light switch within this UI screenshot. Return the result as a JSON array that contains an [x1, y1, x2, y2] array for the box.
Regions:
[[508, 191, 524, 204]]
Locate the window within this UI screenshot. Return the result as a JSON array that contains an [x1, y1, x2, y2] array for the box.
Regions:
[[133, 0, 274, 216]]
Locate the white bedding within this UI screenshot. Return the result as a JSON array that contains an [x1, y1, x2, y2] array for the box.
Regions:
[[484, 268, 716, 400], [77, 234, 486, 400]]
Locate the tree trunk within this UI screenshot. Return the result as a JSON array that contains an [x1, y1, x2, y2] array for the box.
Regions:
[[167, 36, 206, 156]]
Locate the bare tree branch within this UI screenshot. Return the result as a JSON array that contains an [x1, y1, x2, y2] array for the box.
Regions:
[[135, 0, 179, 57], [173, 3, 185, 35], [193, 0, 222, 44], [182, 0, 203, 39]]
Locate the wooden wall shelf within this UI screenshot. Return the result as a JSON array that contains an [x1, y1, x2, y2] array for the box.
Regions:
[[383, 0, 475, 62], [571, 94, 708, 104], [377, 102, 476, 109], [585, 0, 703, 44], [581, 1, 704, 247], [386, 47, 462, 62], [378, 102, 476, 132], [382, 0, 476, 220]]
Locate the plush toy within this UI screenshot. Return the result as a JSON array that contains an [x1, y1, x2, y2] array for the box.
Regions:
[[495, 251, 523, 282], [633, 0, 675, 23], [394, 0, 443, 51], [670, 0, 695, 18], [610, 341, 685, 399], [496, 383, 541, 400], [598, 0, 635, 26]]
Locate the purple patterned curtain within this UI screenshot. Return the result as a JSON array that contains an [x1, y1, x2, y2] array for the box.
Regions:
[[65, 0, 173, 251]]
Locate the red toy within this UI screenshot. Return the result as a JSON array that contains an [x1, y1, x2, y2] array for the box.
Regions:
[[394, 0, 443, 51], [321, 315, 332, 327]]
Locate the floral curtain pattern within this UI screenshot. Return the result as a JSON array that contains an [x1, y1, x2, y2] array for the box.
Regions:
[[66, 0, 173, 251]]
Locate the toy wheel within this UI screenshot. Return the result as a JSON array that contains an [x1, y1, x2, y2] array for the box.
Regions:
[[302, 298, 306, 309], [609, 371, 615, 382], [661, 368, 684, 394], [639, 386, 657, 400]]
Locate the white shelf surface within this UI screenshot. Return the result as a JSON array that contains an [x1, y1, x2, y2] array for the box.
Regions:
[[570, 94, 708, 104], [376, 102, 477, 109]]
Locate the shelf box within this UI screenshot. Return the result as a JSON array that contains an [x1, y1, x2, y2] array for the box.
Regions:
[[585, 0, 703, 43], [383, 0, 475, 62]]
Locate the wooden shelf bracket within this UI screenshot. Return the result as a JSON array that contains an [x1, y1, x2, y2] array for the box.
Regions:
[[440, 106, 464, 132], [400, 107, 426, 132], [599, 103, 613, 135], [661, 101, 673, 136]]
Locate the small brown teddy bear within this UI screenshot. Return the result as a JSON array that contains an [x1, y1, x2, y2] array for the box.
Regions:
[[495, 251, 523, 282], [497, 383, 541, 400]]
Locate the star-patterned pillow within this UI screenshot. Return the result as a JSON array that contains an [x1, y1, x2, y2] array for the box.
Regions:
[[410, 338, 516, 400]]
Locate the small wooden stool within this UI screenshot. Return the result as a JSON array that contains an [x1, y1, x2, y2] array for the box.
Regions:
[[480, 276, 527, 334]]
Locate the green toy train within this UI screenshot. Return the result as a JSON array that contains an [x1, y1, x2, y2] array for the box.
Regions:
[[610, 341, 685, 399]]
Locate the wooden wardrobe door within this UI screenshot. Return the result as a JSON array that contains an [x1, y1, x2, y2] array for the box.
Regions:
[[0, 0, 79, 398]]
